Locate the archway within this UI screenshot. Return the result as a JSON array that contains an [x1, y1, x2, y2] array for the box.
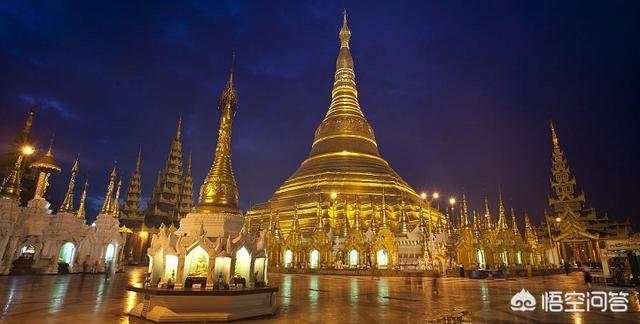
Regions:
[[310, 249, 319, 269], [376, 249, 388, 269], [235, 247, 251, 280], [104, 243, 116, 274], [349, 249, 358, 268], [183, 245, 209, 281], [164, 255, 178, 282], [284, 249, 293, 268], [58, 242, 75, 264], [254, 258, 266, 282], [214, 256, 231, 284]]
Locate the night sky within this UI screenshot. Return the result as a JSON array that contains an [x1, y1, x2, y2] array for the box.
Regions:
[[1, 1, 639, 226]]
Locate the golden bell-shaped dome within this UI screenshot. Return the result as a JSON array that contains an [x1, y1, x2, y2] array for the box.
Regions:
[[248, 13, 442, 236]]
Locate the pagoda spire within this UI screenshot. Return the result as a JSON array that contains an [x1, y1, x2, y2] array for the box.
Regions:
[[100, 166, 116, 214], [197, 55, 240, 214], [548, 121, 585, 212], [484, 197, 492, 229], [145, 116, 185, 227], [76, 179, 88, 221], [510, 207, 521, 237], [0, 155, 24, 200], [461, 192, 469, 227], [16, 108, 35, 147], [121, 149, 143, 225], [112, 178, 122, 217], [59, 157, 79, 213], [497, 192, 508, 230], [524, 212, 539, 245]]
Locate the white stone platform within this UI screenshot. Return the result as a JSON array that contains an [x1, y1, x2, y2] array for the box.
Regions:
[[127, 285, 278, 322]]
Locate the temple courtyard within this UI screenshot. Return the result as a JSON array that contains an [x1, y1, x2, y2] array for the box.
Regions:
[[0, 267, 639, 323]]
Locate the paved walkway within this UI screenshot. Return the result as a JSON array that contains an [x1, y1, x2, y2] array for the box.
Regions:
[[0, 267, 638, 323]]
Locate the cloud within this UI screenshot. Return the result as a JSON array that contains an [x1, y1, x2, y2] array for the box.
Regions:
[[17, 93, 78, 120]]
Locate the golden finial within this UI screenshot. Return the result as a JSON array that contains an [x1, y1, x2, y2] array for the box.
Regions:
[[176, 114, 182, 140], [550, 120, 559, 146], [135, 147, 142, 171], [220, 53, 238, 108], [340, 9, 351, 48]]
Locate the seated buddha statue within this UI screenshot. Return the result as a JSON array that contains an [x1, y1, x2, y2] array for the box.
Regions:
[[190, 255, 208, 276]]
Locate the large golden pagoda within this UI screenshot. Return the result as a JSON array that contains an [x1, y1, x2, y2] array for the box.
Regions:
[[247, 13, 443, 236]]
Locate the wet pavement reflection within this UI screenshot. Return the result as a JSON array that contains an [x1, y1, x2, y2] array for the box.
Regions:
[[0, 267, 639, 323]]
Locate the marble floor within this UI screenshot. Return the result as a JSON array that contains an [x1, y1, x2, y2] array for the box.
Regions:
[[0, 267, 639, 323]]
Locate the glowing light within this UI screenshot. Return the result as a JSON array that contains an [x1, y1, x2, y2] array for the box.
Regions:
[[449, 197, 456, 205], [284, 250, 293, 268], [555, 217, 562, 222], [420, 192, 427, 200], [330, 192, 338, 200], [138, 231, 148, 238], [21, 145, 35, 156], [310, 250, 320, 269], [432, 192, 439, 199]]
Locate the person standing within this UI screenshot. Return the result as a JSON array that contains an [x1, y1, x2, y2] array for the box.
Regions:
[[564, 262, 570, 275], [526, 263, 533, 278], [459, 263, 465, 278], [582, 263, 592, 290]]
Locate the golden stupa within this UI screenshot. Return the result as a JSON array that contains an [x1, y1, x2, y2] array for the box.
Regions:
[[247, 13, 443, 235]]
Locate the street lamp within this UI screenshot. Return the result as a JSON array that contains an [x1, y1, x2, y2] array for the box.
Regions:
[[432, 192, 439, 200], [420, 192, 427, 200]]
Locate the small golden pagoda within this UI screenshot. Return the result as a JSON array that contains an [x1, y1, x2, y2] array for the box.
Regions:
[[247, 13, 443, 236]]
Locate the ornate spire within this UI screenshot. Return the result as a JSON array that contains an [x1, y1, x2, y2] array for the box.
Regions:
[[112, 178, 122, 217], [484, 197, 492, 229], [315, 201, 324, 230], [510, 207, 521, 237], [121, 149, 143, 225], [145, 116, 185, 226], [16, 108, 35, 146], [524, 211, 538, 246], [497, 192, 508, 230], [198, 56, 240, 214], [0, 155, 24, 200], [76, 179, 88, 221], [548, 121, 585, 212], [100, 166, 116, 214], [461, 192, 469, 227], [59, 157, 79, 213]]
